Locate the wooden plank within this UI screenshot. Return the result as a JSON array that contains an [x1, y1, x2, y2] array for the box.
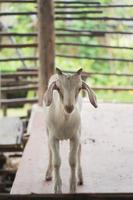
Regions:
[[1, 193, 133, 199], [0, 97, 38, 106], [37, 0, 55, 105], [11, 102, 133, 194], [55, 4, 133, 9], [0, 12, 36, 16], [56, 29, 133, 35], [1, 71, 37, 78], [56, 54, 133, 62], [0, 0, 36, 2], [0, 33, 37, 37], [55, 1, 100, 4], [2, 85, 133, 93], [55, 17, 133, 21], [56, 42, 133, 50], [1, 70, 133, 78], [0, 44, 37, 48], [1, 85, 38, 92], [0, 144, 23, 152], [0, 57, 38, 62], [0, 117, 23, 146]]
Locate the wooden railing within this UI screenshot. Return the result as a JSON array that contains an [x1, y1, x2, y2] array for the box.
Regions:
[[0, 0, 133, 117]]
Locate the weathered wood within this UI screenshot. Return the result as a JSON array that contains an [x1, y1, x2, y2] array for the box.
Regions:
[[1, 85, 38, 93], [2, 70, 133, 78], [92, 87, 133, 91], [1, 72, 37, 78], [0, 169, 16, 175], [0, 11, 103, 16], [55, 4, 133, 9], [55, 1, 100, 4], [0, 0, 36, 2], [56, 33, 105, 37], [56, 29, 133, 35], [0, 57, 38, 62], [0, 117, 23, 145], [56, 10, 103, 14], [37, 0, 55, 105], [1, 193, 133, 200], [56, 54, 133, 62], [0, 97, 38, 106], [0, 145, 23, 152], [11, 102, 133, 194], [0, 12, 36, 16], [2, 85, 133, 93], [2, 55, 133, 63], [0, 33, 37, 37], [56, 42, 133, 50], [55, 17, 133, 21], [0, 44, 37, 48]]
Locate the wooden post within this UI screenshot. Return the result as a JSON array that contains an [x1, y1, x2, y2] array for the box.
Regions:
[[37, 0, 55, 105]]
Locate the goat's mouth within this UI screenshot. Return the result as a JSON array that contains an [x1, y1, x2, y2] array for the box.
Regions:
[[64, 105, 74, 114]]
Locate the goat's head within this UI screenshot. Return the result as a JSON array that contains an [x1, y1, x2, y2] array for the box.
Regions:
[[44, 68, 97, 113]]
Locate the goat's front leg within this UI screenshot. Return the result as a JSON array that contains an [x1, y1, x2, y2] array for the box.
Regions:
[[69, 136, 79, 193], [49, 137, 62, 193], [45, 143, 52, 181], [77, 144, 83, 185]]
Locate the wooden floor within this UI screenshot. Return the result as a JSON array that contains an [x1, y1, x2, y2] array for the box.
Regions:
[[11, 100, 133, 194]]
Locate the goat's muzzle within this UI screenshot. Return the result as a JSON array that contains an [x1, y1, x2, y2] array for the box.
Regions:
[[64, 105, 74, 113]]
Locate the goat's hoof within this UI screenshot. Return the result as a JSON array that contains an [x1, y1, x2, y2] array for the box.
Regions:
[[70, 183, 76, 193], [45, 169, 52, 181], [77, 180, 83, 185], [45, 176, 52, 181], [54, 185, 62, 193]]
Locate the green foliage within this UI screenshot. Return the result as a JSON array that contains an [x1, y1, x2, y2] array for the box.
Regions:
[[0, 0, 133, 102]]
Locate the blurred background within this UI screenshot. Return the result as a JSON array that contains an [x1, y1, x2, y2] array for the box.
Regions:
[[0, 0, 133, 118], [0, 0, 133, 194]]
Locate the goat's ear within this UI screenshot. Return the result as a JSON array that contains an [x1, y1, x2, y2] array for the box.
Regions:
[[82, 81, 98, 108], [44, 81, 57, 106], [76, 68, 83, 75], [56, 68, 63, 75]]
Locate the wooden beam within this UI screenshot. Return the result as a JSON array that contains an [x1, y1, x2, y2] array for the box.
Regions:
[[55, 4, 133, 9], [0, 32, 37, 37], [37, 0, 55, 105], [0, 12, 36, 16], [0, 0, 36, 2], [1, 85, 38, 92], [56, 28, 133, 35], [0, 97, 38, 106], [0, 44, 37, 48], [2, 193, 133, 200], [0, 57, 38, 62], [55, 17, 133, 21], [56, 42, 133, 50], [0, 193, 133, 199], [56, 54, 133, 62], [55, 1, 100, 4]]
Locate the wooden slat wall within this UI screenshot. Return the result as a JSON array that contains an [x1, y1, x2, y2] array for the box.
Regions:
[[0, 0, 133, 115]]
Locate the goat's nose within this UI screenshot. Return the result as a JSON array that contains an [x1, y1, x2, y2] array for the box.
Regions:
[[64, 105, 74, 113]]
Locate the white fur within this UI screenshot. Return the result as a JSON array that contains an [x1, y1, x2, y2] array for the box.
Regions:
[[43, 74, 83, 193]]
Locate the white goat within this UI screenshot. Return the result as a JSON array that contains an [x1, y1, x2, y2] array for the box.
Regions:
[[43, 68, 97, 193]]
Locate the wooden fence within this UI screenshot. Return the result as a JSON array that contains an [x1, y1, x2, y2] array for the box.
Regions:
[[0, 0, 133, 116]]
